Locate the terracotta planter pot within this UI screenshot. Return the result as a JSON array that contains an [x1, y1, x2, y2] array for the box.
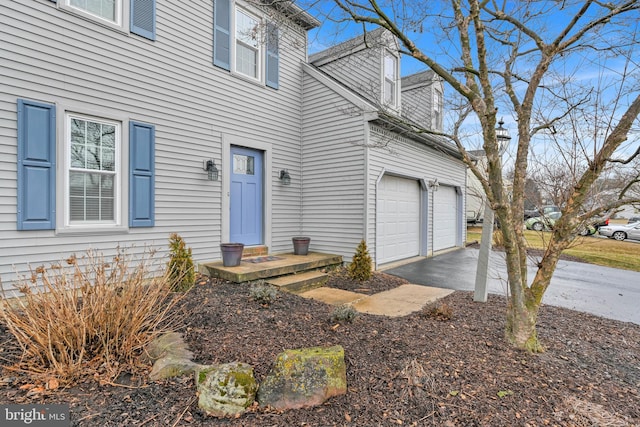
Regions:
[[292, 237, 310, 256], [220, 243, 244, 267]]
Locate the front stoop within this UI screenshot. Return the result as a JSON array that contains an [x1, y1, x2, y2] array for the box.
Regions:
[[200, 252, 342, 291]]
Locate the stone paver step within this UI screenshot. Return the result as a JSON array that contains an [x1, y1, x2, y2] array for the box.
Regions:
[[267, 270, 328, 293], [298, 284, 454, 318]]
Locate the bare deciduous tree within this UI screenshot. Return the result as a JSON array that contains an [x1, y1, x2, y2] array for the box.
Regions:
[[320, 0, 640, 351]]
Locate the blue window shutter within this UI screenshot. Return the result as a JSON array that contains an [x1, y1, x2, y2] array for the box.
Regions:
[[129, 121, 155, 227], [130, 0, 156, 40], [213, 0, 231, 70], [17, 99, 56, 231], [266, 22, 279, 89]]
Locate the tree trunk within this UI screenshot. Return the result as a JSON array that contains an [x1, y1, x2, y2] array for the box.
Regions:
[[505, 295, 542, 352]]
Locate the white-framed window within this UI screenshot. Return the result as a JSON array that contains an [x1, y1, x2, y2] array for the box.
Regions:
[[234, 7, 261, 80], [383, 51, 398, 107], [433, 89, 442, 130], [67, 0, 121, 25], [66, 114, 121, 226]]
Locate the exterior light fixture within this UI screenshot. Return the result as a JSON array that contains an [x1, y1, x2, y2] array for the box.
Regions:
[[279, 169, 291, 185], [204, 159, 219, 181], [496, 118, 511, 155]]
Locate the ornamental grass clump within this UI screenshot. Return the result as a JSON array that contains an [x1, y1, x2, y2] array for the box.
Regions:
[[0, 248, 184, 384], [348, 240, 373, 282], [167, 233, 195, 292]]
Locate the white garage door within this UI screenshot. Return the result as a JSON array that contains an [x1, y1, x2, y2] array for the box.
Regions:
[[433, 186, 458, 251], [377, 175, 420, 264]]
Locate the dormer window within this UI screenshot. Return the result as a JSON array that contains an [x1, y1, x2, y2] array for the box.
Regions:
[[383, 52, 398, 107], [433, 89, 442, 130]]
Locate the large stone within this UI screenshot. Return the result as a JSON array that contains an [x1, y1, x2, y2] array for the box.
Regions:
[[196, 363, 258, 418], [149, 356, 201, 381], [144, 332, 193, 362], [257, 345, 347, 410]]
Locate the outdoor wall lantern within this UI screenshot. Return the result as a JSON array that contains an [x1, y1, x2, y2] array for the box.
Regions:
[[496, 117, 511, 155], [203, 159, 219, 181], [428, 178, 439, 191], [279, 169, 291, 185]]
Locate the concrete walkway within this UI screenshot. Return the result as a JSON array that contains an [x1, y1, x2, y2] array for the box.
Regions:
[[298, 285, 453, 317]]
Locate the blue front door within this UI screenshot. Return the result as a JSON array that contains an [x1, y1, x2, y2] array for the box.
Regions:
[[230, 146, 263, 245]]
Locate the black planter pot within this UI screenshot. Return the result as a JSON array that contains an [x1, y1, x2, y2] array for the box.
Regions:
[[220, 243, 244, 267], [292, 237, 310, 256]]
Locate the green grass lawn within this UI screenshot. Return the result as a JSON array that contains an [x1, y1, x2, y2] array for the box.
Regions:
[[467, 225, 640, 272]]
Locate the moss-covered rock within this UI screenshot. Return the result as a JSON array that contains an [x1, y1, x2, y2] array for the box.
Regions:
[[196, 363, 258, 418], [257, 345, 347, 410]]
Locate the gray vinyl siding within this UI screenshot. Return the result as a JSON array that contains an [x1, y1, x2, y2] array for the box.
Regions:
[[401, 85, 434, 130], [366, 125, 467, 262], [301, 73, 367, 261], [314, 49, 382, 107], [0, 1, 308, 287]]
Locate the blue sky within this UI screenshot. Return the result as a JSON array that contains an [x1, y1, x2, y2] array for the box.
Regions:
[[302, 1, 640, 160]]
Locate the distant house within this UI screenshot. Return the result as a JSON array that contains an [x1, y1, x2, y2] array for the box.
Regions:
[[1, 2, 466, 287]]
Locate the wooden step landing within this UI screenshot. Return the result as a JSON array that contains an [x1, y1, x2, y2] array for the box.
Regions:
[[267, 270, 328, 294], [201, 252, 343, 283]]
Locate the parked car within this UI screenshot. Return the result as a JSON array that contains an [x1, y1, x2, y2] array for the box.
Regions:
[[525, 211, 562, 231], [524, 205, 560, 220], [525, 211, 597, 235], [598, 222, 640, 241]]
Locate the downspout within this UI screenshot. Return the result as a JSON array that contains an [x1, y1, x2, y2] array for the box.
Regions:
[[299, 56, 306, 237], [363, 115, 371, 262]]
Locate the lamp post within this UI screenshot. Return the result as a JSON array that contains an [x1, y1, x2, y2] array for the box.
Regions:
[[474, 118, 511, 302]]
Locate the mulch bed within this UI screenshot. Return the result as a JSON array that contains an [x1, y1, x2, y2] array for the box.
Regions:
[[1, 268, 639, 426]]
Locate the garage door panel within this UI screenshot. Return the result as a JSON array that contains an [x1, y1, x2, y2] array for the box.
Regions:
[[377, 175, 420, 264], [433, 186, 457, 251]]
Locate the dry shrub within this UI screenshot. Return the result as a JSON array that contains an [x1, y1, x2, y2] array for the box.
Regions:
[[249, 280, 278, 305], [0, 248, 185, 384], [422, 302, 453, 321], [331, 304, 359, 323]]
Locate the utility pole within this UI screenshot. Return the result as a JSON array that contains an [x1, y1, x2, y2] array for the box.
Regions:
[[474, 119, 511, 302]]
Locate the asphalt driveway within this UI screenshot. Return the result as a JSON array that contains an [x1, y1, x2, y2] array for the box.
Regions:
[[385, 247, 640, 325]]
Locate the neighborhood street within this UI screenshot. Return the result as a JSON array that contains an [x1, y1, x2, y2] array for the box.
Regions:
[[386, 247, 640, 325]]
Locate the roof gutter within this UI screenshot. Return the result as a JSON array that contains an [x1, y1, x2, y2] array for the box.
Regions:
[[372, 115, 464, 160]]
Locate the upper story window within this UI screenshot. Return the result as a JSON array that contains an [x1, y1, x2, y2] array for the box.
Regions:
[[56, 0, 156, 40], [383, 52, 398, 107], [68, 0, 120, 25], [235, 8, 260, 80], [433, 89, 442, 130], [213, 0, 280, 89]]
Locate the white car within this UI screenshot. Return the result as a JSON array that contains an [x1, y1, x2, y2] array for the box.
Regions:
[[598, 222, 640, 241]]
